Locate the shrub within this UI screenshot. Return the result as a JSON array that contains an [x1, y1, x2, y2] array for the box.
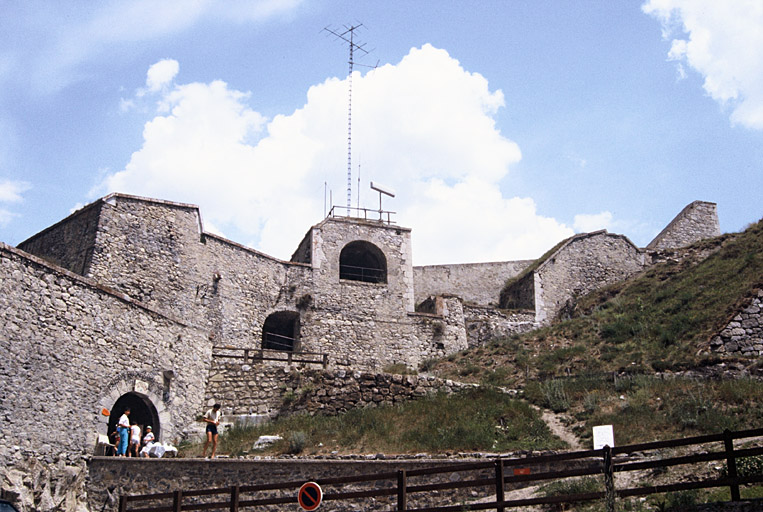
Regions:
[[287, 431, 307, 454]]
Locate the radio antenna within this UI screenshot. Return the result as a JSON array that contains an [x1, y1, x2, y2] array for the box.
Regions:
[[323, 23, 376, 214]]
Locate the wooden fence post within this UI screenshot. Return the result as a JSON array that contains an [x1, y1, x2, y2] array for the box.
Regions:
[[118, 495, 127, 512], [603, 445, 615, 512], [173, 490, 183, 512], [724, 429, 741, 501], [397, 469, 407, 511], [243, 349, 249, 364], [495, 459, 505, 512], [230, 485, 240, 512]]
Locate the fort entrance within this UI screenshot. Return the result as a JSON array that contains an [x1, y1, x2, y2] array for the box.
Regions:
[[108, 392, 161, 441]]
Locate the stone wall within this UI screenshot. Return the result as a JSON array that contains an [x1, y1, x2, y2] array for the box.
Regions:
[[534, 232, 645, 324], [463, 305, 535, 347], [205, 361, 475, 419], [413, 260, 533, 307], [710, 289, 763, 356], [0, 242, 211, 463], [647, 200, 720, 250], [17, 200, 102, 275]]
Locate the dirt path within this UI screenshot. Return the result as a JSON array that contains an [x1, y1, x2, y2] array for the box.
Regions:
[[535, 406, 584, 451]]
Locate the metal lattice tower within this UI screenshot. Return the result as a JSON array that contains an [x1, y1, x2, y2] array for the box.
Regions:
[[323, 24, 371, 212]]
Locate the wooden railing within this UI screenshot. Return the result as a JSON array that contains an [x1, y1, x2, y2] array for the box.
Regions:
[[211, 346, 328, 369], [118, 427, 763, 512]]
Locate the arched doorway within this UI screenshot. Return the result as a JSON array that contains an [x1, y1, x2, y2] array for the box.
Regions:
[[339, 240, 387, 283], [262, 311, 300, 351], [108, 392, 161, 441]]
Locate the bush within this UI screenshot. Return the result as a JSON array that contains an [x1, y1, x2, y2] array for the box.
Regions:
[[287, 431, 307, 454]]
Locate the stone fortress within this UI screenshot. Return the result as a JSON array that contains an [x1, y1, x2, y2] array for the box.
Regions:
[[0, 193, 737, 474]]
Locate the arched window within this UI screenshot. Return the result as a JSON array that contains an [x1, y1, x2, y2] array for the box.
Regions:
[[108, 392, 161, 441], [262, 311, 300, 351], [339, 241, 387, 283]]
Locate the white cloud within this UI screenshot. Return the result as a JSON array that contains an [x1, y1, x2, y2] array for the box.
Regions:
[[0, 179, 31, 227], [145, 59, 179, 93], [573, 212, 613, 233], [643, 0, 763, 129], [0, 179, 31, 203], [97, 45, 575, 264]]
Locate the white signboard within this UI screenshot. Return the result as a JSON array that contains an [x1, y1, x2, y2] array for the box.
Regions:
[[593, 425, 615, 450]]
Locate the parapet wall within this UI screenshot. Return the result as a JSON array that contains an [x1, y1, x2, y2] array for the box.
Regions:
[[414, 260, 533, 307], [647, 201, 720, 250]]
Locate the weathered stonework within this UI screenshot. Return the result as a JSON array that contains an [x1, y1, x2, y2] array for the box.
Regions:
[[710, 289, 763, 357], [1, 192, 730, 511], [647, 200, 720, 250], [205, 362, 478, 420], [413, 260, 533, 307], [501, 231, 646, 324]]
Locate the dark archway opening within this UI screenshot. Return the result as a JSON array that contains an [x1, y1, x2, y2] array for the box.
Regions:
[[262, 311, 300, 351], [339, 241, 387, 283], [108, 392, 161, 441]]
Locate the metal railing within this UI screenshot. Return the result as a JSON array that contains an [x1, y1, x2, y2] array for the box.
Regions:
[[211, 346, 328, 369], [339, 263, 386, 283], [328, 205, 396, 225], [119, 427, 763, 511]]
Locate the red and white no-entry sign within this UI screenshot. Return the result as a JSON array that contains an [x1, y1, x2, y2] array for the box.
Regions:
[[298, 481, 323, 511]]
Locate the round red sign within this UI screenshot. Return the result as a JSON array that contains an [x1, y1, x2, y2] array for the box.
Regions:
[[298, 481, 323, 511]]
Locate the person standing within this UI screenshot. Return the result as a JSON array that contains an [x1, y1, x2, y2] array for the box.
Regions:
[[117, 408, 130, 456], [202, 403, 222, 459], [129, 422, 141, 457]]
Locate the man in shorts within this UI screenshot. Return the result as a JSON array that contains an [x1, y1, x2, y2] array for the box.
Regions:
[[202, 403, 222, 459]]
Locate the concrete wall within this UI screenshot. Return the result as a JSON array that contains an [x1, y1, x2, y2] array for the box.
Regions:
[[0, 242, 211, 464], [647, 200, 720, 250], [413, 260, 533, 307]]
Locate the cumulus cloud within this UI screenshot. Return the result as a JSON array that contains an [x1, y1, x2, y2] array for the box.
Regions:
[[145, 59, 179, 93], [643, 0, 763, 129], [573, 212, 613, 233], [97, 46, 575, 264], [0, 179, 31, 227]]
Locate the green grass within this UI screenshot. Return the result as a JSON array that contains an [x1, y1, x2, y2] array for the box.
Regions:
[[524, 375, 763, 445], [430, 218, 763, 386], [180, 388, 568, 457]]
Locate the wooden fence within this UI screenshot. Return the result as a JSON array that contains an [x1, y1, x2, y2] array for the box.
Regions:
[[119, 427, 763, 512], [212, 346, 328, 368]]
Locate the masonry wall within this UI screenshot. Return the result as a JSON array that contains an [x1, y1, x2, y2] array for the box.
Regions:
[[205, 362, 475, 419], [17, 201, 102, 275], [463, 305, 535, 347], [534, 232, 645, 324], [647, 201, 720, 250], [413, 260, 533, 307], [0, 243, 211, 466], [710, 289, 763, 357]]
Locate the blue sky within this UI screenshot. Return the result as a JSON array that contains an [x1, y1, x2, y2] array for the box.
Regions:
[[1, 1, 761, 265]]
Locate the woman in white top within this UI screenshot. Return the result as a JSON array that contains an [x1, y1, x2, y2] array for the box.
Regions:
[[129, 423, 141, 457], [202, 403, 222, 458]]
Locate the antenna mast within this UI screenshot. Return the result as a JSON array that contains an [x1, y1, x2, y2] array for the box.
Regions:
[[323, 23, 371, 214]]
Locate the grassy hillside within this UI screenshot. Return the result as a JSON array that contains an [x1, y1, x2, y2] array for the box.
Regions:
[[431, 217, 763, 385]]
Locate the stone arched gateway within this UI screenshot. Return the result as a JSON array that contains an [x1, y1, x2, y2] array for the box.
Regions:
[[108, 392, 161, 441], [99, 377, 172, 443]]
